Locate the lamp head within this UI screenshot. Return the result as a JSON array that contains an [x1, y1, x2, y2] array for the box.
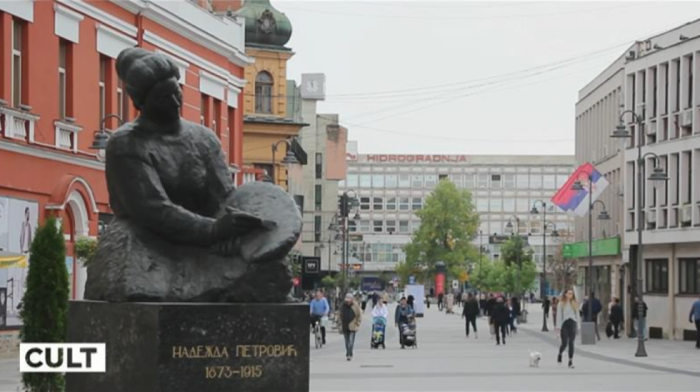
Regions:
[[551, 229, 560, 237], [571, 181, 585, 191], [90, 130, 110, 150], [648, 166, 669, 182], [281, 150, 298, 165], [611, 123, 631, 139], [530, 207, 539, 215], [598, 210, 611, 220]]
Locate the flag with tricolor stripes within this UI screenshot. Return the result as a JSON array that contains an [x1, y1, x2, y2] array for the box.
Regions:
[[551, 163, 609, 217]]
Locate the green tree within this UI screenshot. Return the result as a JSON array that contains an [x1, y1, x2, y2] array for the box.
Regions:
[[20, 217, 69, 392], [74, 236, 97, 267], [500, 236, 537, 296], [403, 180, 479, 283]]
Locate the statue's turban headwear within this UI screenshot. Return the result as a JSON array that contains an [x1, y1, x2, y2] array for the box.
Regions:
[[116, 47, 180, 109]]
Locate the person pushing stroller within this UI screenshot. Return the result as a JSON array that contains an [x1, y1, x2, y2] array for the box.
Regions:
[[395, 297, 416, 349]]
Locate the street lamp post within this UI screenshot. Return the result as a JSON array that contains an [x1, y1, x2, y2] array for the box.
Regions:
[[571, 177, 611, 344], [89, 114, 125, 161], [339, 190, 360, 293], [611, 110, 669, 357], [271, 138, 299, 185], [531, 199, 560, 332]]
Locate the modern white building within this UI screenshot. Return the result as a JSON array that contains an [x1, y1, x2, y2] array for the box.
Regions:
[[340, 151, 576, 293], [291, 74, 349, 278], [576, 19, 700, 341]]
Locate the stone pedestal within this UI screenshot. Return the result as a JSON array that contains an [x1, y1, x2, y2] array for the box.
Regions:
[[580, 321, 598, 345], [65, 301, 309, 392]]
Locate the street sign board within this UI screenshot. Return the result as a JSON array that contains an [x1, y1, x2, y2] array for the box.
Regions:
[[302, 256, 321, 274], [408, 276, 416, 285]]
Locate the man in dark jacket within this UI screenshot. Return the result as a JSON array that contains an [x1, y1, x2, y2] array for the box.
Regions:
[[462, 293, 480, 338], [491, 297, 510, 345], [609, 297, 624, 339], [582, 292, 603, 341], [485, 294, 496, 317]]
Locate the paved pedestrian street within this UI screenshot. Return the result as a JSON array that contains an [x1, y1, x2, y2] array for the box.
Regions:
[[1, 305, 698, 392], [311, 306, 700, 392]]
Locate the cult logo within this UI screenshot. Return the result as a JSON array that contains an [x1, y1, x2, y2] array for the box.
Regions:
[[20, 344, 106, 373]]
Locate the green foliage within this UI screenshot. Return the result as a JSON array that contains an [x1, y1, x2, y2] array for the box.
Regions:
[[20, 217, 68, 392], [321, 275, 337, 289], [74, 236, 97, 267], [402, 180, 479, 283], [492, 236, 538, 295], [377, 271, 391, 288], [347, 275, 362, 291]]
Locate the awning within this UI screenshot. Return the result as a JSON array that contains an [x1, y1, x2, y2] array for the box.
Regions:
[[0, 252, 28, 269]]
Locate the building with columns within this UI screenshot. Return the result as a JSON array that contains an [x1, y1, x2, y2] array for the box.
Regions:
[[0, 0, 249, 342], [576, 18, 700, 341]]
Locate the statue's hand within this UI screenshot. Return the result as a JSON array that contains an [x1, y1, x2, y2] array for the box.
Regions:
[[212, 207, 263, 241]]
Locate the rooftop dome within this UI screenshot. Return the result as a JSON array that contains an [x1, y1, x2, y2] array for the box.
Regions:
[[237, 0, 292, 49]]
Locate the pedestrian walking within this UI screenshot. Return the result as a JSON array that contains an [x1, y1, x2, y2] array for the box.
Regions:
[[551, 297, 558, 329], [438, 292, 445, 311], [462, 293, 479, 338], [556, 289, 580, 369], [581, 292, 603, 341], [340, 293, 362, 361], [446, 293, 455, 314], [542, 296, 551, 321], [491, 297, 509, 345], [395, 297, 415, 349], [371, 291, 379, 309], [609, 297, 624, 339], [631, 296, 649, 341], [689, 294, 700, 349], [361, 292, 368, 312]]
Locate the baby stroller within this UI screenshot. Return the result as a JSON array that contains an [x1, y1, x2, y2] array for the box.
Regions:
[[400, 318, 417, 349], [371, 317, 387, 349]]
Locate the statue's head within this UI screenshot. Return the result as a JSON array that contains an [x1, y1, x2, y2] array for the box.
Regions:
[[116, 48, 182, 124]]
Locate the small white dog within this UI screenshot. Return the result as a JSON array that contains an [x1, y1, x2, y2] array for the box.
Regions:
[[529, 350, 542, 368]]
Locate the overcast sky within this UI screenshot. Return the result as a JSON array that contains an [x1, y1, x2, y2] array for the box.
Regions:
[[275, 1, 700, 155]]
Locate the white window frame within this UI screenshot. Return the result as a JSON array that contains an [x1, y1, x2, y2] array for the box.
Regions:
[[58, 40, 67, 119], [12, 19, 23, 108]]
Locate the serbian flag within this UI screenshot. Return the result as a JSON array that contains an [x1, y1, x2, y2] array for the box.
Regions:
[[551, 163, 609, 217]]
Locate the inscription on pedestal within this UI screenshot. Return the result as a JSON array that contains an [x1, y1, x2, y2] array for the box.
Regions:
[[66, 301, 309, 392]]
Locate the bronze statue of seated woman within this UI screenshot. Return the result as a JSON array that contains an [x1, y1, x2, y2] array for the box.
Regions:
[[84, 48, 301, 303]]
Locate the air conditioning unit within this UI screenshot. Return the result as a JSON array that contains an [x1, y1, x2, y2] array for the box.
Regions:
[[646, 211, 657, 224], [681, 205, 692, 224], [681, 110, 693, 128], [647, 122, 657, 136]]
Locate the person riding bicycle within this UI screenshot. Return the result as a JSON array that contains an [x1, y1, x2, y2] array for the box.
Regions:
[[310, 290, 330, 345]]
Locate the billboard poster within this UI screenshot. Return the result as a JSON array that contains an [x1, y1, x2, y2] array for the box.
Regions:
[[0, 197, 39, 327], [405, 285, 425, 317]]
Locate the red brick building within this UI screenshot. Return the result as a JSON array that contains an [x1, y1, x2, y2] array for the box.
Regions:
[[0, 0, 250, 316]]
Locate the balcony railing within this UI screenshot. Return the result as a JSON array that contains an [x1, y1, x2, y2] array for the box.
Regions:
[[0, 105, 39, 142]]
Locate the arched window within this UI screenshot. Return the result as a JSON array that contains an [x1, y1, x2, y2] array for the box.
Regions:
[[255, 71, 273, 114]]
